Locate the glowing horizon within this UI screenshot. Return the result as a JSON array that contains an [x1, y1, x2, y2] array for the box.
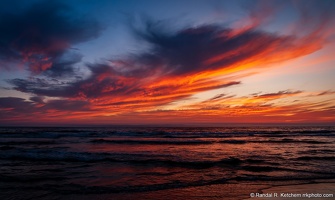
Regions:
[[0, 0, 334, 126]]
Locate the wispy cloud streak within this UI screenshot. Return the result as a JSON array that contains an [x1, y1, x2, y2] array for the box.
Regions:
[[1, 0, 335, 124]]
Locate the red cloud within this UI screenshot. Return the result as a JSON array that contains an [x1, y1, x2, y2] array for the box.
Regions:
[[2, 0, 335, 125]]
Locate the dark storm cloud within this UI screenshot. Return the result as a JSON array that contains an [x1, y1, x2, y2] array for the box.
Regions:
[[5, 0, 334, 107], [5, 20, 300, 101], [132, 23, 284, 76], [42, 51, 83, 77], [5, 10, 326, 105], [0, 97, 90, 120], [0, 0, 103, 74], [8, 61, 241, 101], [0, 97, 34, 112], [8, 63, 138, 98], [8, 78, 77, 97], [0, 97, 36, 121]]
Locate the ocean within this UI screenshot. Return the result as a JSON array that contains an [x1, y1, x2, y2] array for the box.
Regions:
[[0, 127, 334, 199]]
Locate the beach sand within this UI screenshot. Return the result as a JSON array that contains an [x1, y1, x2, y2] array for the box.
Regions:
[[50, 180, 335, 200], [57, 182, 271, 200], [4, 180, 334, 200], [244, 180, 335, 200]]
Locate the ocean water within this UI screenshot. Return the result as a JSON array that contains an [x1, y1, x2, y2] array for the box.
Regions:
[[0, 127, 334, 199]]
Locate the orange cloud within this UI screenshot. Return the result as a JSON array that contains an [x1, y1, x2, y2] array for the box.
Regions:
[[2, 0, 335, 125]]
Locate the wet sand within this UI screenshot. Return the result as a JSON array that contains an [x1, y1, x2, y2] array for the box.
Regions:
[[55, 182, 270, 200], [244, 180, 335, 200], [3, 180, 334, 199]]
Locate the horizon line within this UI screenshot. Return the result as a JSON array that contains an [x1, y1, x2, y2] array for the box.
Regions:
[[1, 122, 334, 128]]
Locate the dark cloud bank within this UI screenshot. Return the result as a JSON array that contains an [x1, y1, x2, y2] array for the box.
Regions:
[[1, 0, 334, 118], [0, 0, 103, 76]]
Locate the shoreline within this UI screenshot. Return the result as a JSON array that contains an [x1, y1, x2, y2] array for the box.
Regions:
[[47, 179, 335, 200], [243, 179, 335, 200], [1, 179, 334, 199]]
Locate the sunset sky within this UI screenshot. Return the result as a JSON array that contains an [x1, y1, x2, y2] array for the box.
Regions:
[[0, 0, 334, 126]]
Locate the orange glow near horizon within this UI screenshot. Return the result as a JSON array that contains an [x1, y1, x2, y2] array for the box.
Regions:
[[0, 0, 334, 126]]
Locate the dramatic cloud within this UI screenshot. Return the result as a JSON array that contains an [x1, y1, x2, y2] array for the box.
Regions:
[[1, 0, 334, 125], [0, 96, 91, 123], [132, 23, 292, 77], [6, 16, 332, 117], [7, 19, 324, 101], [0, 0, 103, 74], [0, 97, 40, 122], [8, 78, 76, 97], [0, 97, 34, 112]]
